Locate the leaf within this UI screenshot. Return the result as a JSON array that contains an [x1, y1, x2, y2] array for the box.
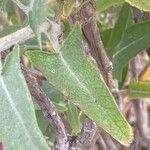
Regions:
[[0, 26, 22, 38], [28, 0, 48, 35], [96, 0, 124, 12], [107, 3, 133, 56], [129, 80, 150, 99], [113, 21, 150, 81], [35, 110, 49, 134], [67, 103, 81, 135], [28, 0, 48, 49], [26, 24, 133, 145], [41, 81, 67, 113], [3, 0, 16, 20], [125, 0, 150, 12], [0, 45, 49, 150], [101, 28, 112, 48], [0, 0, 4, 10]]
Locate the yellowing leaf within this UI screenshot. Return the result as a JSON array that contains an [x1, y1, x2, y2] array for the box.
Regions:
[[125, 0, 150, 12], [139, 65, 150, 82]]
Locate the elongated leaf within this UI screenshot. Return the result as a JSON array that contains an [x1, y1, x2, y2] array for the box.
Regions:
[[113, 21, 150, 80], [29, 0, 48, 48], [107, 3, 133, 56], [129, 80, 150, 99], [96, 0, 124, 12], [125, 0, 150, 12], [41, 81, 67, 113], [26, 24, 133, 145], [0, 45, 49, 150], [67, 103, 81, 135], [28, 0, 48, 35]]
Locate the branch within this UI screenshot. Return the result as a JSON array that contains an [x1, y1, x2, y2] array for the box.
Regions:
[[70, 0, 113, 88], [69, 118, 97, 149], [21, 64, 69, 149], [0, 21, 50, 52]]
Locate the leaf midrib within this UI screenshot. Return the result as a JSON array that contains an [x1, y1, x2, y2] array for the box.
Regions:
[[113, 34, 150, 58], [59, 53, 128, 140], [0, 75, 37, 147]]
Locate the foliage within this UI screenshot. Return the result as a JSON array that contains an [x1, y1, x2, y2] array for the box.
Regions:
[[0, 0, 150, 149], [25, 24, 132, 145], [0, 46, 49, 150]]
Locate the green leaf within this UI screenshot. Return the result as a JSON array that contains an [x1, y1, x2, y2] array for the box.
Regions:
[[125, 0, 150, 12], [28, 0, 48, 49], [101, 28, 112, 48], [35, 110, 49, 134], [0, 26, 22, 38], [113, 21, 150, 81], [41, 81, 67, 113], [28, 0, 48, 35], [107, 3, 133, 56], [67, 103, 81, 135], [129, 80, 150, 99], [0, 0, 4, 10], [96, 0, 124, 12], [26, 24, 133, 145], [2, 0, 17, 24], [0, 45, 49, 150]]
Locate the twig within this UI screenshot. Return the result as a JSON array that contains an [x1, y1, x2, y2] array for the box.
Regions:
[[69, 118, 97, 150], [70, 0, 113, 88], [21, 64, 69, 150], [0, 21, 50, 52]]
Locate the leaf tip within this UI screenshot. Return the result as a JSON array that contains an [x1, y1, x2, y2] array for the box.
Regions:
[[117, 122, 133, 146]]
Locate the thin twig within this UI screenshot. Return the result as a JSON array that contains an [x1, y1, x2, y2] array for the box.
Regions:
[[0, 21, 50, 52], [21, 64, 69, 150]]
